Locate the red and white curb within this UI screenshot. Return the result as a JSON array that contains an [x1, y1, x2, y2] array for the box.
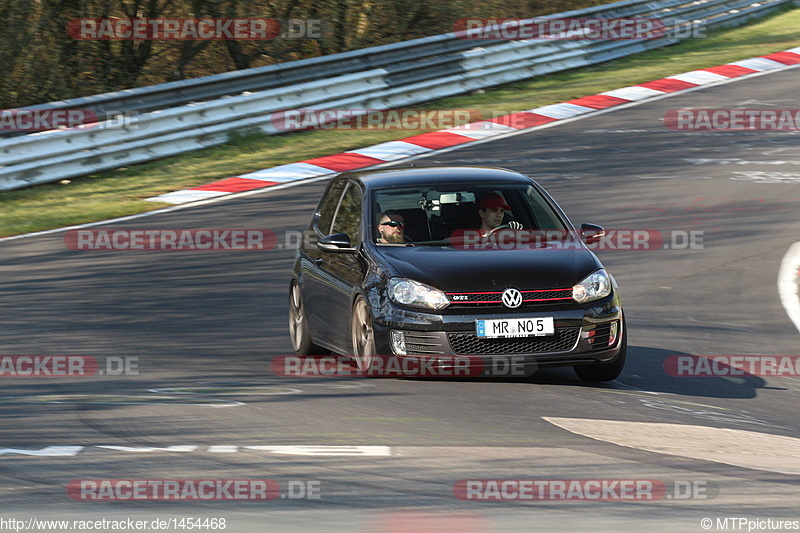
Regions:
[[148, 47, 800, 205]]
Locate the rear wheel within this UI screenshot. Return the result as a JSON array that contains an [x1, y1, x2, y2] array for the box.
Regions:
[[351, 296, 376, 373], [574, 317, 627, 383], [288, 281, 327, 355]]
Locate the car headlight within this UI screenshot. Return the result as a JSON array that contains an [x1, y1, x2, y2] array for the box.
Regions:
[[572, 269, 612, 303], [388, 278, 450, 310]]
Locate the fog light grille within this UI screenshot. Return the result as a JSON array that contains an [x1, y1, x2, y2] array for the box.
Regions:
[[402, 331, 448, 356]]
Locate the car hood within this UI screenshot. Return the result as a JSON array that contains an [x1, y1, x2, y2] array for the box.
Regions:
[[374, 245, 603, 291]]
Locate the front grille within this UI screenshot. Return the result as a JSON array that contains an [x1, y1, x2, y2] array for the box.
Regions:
[[447, 327, 580, 355], [403, 331, 447, 356], [446, 289, 573, 308]]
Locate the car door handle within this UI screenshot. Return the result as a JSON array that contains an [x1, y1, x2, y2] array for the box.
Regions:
[[314, 258, 324, 266]]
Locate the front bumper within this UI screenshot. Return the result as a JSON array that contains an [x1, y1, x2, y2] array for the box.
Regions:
[[370, 295, 623, 370]]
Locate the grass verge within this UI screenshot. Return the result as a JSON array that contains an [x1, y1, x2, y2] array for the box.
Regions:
[[2, 7, 799, 238]]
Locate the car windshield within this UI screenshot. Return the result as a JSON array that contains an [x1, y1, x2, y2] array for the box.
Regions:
[[372, 183, 569, 246]]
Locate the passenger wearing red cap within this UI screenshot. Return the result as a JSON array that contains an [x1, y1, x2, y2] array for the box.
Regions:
[[477, 193, 511, 236]]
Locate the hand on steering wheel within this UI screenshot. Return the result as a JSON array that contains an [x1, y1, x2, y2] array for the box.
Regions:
[[482, 220, 523, 242]]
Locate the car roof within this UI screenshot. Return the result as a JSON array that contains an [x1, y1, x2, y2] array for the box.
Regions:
[[338, 166, 533, 189]]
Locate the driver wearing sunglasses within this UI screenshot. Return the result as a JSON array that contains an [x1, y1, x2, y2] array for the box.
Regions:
[[377, 210, 406, 244]]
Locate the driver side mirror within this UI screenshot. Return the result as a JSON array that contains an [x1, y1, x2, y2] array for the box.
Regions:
[[580, 223, 605, 245], [318, 233, 356, 253]]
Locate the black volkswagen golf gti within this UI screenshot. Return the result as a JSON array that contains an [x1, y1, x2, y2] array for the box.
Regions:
[[289, 166, 625, 382]]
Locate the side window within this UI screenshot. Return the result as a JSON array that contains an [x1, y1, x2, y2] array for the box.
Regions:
[[316, 180, 347, 235], [526, 186, 565, 230], [331, 182, 363, 244]]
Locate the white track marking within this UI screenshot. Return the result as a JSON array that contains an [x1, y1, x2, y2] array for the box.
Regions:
[[95, 445, 198, 452], [544, 417, 800, 475], [0, 444, 392, 457], [244, 445, 392, 456], [0, 446, 84, 456], [206, 445, 239, 453]]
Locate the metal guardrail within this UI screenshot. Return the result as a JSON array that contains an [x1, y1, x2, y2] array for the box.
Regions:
[[0, 0, 795, 191], [7, 0, 670, 122]]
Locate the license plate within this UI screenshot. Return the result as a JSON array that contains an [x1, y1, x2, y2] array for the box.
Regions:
[[476, 317, 555, 338]]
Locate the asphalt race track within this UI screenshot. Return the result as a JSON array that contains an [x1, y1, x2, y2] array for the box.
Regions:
[[1, 66, 799, 532]]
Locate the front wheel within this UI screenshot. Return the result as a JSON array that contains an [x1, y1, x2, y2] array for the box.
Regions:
[[574, 317, 627, 383], [351, 295, 376, 373]]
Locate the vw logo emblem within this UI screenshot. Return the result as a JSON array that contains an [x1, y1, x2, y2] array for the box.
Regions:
[[501, 288, 523, 309]]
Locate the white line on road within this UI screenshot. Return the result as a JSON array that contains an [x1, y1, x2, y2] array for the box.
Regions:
[[245, 446, 392, 456], [0, 446, 84, 456], [0, 445, 392, 457]]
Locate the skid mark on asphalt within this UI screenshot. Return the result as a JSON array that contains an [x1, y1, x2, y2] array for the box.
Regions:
[[544, 417, 800, 475]]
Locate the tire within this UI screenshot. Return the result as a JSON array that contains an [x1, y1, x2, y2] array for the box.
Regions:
[[351, 295, 376, 373], [288, 281, 328, 355], [574, 317, 627, 383]]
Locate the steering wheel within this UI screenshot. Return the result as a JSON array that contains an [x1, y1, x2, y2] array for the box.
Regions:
[[481, 220, 523, 242], [482, 224, 510, 242]]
